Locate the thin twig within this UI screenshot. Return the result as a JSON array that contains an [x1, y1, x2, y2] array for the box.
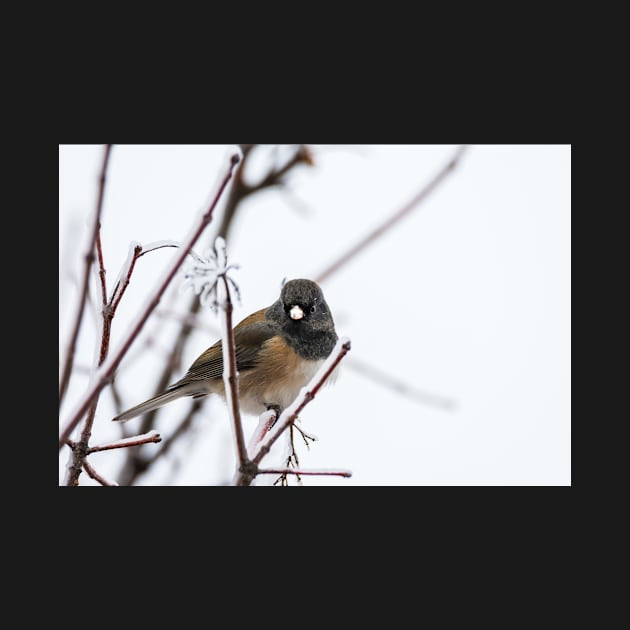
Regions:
[[110, 243, 143, 313], [59, 151, 241, 450], [249, 145, 314, 192], [96, 231, 108, 307], [259, 467, 352, 478], [275, 425, 303, 486], [293, 423, 317, 446], [345, 356, 457, 411], [83, 460, 119, 486], [59, 144, 112, 407], [216, 144, 313, 240], [315, 145, 468, 284], [88, 430, 162, 453]]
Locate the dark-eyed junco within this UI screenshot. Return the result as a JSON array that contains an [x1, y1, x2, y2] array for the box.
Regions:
[[113, 278, 338, 423]]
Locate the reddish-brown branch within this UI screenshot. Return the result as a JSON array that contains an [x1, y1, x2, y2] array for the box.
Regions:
[[59, 152, 240, 450], [249, 145, 313, 192], [96, 231, 108, 307], [216, 145, 313, 239], [59, 144, 112, 408], [65, 243, 145, 485], [88, 430, 162, 453], [259, 467, 352, 478], [83, 460, 119, 486], [345, 356, 457, 411], [110, 244, 143, 313], [315, 145, 468, 284], [219, 275, 248, 470], [64, 404, 99, 485]]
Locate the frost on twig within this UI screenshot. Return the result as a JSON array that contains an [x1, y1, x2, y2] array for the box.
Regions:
[[181, 236, 241, 311]]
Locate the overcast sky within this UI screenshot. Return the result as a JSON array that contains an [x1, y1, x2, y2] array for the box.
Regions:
[[59, 144, 571, 486]]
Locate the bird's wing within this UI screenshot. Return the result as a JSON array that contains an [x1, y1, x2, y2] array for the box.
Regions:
[[172, 309, 277, 385]]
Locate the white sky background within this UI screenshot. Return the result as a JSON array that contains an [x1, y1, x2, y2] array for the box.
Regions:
[[59, 144, 571, 486]]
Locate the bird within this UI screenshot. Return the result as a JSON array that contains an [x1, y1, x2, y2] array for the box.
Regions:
[[112, 278, 338, 423]]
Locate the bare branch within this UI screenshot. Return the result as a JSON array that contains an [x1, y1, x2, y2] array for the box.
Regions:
[[95, 231, 108, 307], [260, 467, 352, 478], [59, 151, 241, 450], [315, 145, 468, 283], [110, 243, 143, 313], [249, 145, 314, 192], [345, 357, 457, 411], [88, 430, 162, 453], [59, 144, 112, 407], [216, 144, 313, 239], [275, 425, 304, 485], [293, 423, 317, 447], [64, 404, 99, 485], [83, 460, 119, 486], [218, 274, 248, 470]]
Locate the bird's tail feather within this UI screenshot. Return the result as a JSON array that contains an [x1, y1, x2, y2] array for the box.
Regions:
[[112, 385, 198, 423]]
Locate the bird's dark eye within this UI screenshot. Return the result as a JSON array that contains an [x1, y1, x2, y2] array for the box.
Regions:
[[310, 305, 316, 313]]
